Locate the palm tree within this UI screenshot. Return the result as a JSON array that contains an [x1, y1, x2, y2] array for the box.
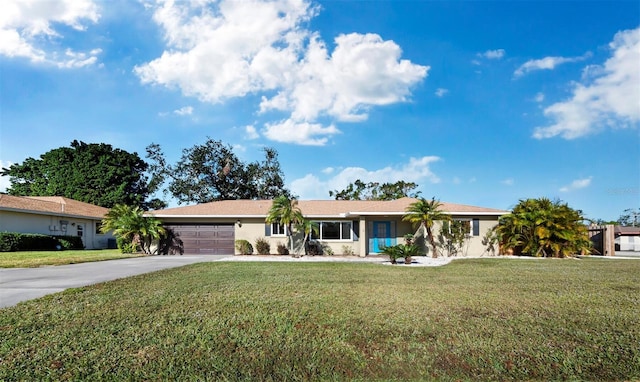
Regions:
[[403, 197, 450, 258], [496, 198, 591, 257], [295, 218, 319, 256], [266, 196, 304, 253], [101, 204, 166, 254]]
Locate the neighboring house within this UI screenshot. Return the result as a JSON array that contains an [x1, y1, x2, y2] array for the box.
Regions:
[[615, 226, 640, 252], [151, 198, 508, 256], [0, 195, 114, 250]]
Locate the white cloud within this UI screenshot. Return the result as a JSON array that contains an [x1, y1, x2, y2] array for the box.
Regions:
[[174, 106, 193, 116], [514, 52, 591, 77], [262, 119, 340, 146], [481, 49, 505, 59], [534, 92, 545, 103], [290, 156, 441, 199], [245, 125, 259, 140], [0, 160, 14, 192], [135, 0, 428, 146], [501, 178, 514, 186], [321, 167, 335, 174], [435, 88, 449, 97], [534, 27, 640, 139], [559, 176, 592, 192], [0, 0, 101, 67]]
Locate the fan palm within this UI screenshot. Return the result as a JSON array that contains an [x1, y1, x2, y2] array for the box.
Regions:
[[403, 197, 450, 258]]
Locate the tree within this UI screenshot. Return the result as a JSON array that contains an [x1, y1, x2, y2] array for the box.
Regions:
[[617, 208, 640, 226], [146, 139, 291, 204], [1, 140, 162, 209], [295, 218, 319, 256], [495, 198, 591, 258], [266, 195, 303, 253], [330, 180, 421, 200], [100, 204, 166, 254], [403, 197, 450, 258]]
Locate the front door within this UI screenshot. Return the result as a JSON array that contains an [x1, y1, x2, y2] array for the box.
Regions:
[[372, 221, 391, 253]]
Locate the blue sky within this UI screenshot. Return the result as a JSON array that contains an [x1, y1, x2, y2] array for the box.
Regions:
[[1, 0, 638, 221]]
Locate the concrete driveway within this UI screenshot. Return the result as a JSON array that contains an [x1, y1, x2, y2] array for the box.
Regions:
[[0, 255, 227, 309]]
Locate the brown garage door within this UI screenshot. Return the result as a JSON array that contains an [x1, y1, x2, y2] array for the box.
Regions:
[[165, 224, 235, 255]]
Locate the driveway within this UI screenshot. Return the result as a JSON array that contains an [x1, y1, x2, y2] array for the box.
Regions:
[[0, 255, 227, 309]]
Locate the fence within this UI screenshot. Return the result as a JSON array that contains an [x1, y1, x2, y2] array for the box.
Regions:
[[587, 224, 615, 256]]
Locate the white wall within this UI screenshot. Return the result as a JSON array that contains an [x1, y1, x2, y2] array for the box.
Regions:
[[0, 210, 112, 249]]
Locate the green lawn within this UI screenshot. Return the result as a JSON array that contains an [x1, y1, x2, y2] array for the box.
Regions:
[[0, 249, 144, 268], [1, 258, 638, 381]]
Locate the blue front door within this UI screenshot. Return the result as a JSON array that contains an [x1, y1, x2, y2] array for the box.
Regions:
[[372, 221, 391, 253]]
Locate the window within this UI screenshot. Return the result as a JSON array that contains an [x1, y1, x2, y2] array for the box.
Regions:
[[77, 224, 84, 237], [447, 219, 480, 236], [311, 221, 352, 241], [95, 222, 102, 235], [271, 223, 287, 236]]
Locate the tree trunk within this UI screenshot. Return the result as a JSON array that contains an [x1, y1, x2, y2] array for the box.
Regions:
[[426, 226, 438, 258]]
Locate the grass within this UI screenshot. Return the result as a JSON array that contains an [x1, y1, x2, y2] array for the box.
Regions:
[[0, 249, 144, 268], [0, 258, 638, 381]]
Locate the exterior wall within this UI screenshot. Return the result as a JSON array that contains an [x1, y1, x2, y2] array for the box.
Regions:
[[157, 214, 501, 257], [616, 235, 640, 251], [364, 215, 500, 257], [430, 217, 498, 257], [0, 210, 112, 249]]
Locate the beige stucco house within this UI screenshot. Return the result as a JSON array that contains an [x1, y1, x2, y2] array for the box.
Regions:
[[151, 198, 508, 257], [0, 195, 114, 250]]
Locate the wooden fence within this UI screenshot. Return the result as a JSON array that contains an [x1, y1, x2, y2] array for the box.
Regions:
[[587, 224, 615, 256]]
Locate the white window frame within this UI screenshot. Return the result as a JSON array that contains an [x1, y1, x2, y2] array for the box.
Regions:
[[312, 221, 353, 241], [271, 223, 288, 237]]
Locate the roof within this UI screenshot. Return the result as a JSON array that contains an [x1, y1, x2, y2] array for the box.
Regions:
[[0, 195, 109, 219], [615, 226, 640, 236], [151, 197, 509, 218]]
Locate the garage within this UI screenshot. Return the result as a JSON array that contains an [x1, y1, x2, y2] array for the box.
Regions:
[[165, 224, 235, 255]]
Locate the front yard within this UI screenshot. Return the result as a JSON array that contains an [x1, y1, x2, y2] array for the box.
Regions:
[[0, 258, 638, 380], [0, 249, 144, 268]]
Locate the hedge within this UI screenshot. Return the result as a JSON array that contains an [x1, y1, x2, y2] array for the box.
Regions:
[[0, 232, 84, 252]]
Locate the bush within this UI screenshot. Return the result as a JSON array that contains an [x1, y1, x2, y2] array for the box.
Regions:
[[276, 242, 289, 255], [255, 237, 271, 255], [0, 232, 84, 252], [116, 236, 137, 254], [307, 240, 324, 256], [341, 245, 354, 256], [235, 240, 253, 255], [53, 235, 84, 250]]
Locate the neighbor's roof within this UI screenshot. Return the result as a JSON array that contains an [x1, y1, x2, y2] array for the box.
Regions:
[[615, 226, 640, 236], [0, 194, 109, 219], [151, 197, 508, 218]]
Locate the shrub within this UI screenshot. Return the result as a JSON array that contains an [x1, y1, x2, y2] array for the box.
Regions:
[[116, 236, 137, 254], [255, 237, 271, 255], [276, 242, 289, 255], [235, 240, 253, 255], [341, 245, 354, 256], [0, 232, 83, 252], [307, 240, 324, 256], [54, 235, 84, 250]]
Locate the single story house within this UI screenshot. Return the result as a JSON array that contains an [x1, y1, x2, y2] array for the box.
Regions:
[[614, 226, 640, 252], [151, 198, 509, 256], [0, 195, 114, 250]]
